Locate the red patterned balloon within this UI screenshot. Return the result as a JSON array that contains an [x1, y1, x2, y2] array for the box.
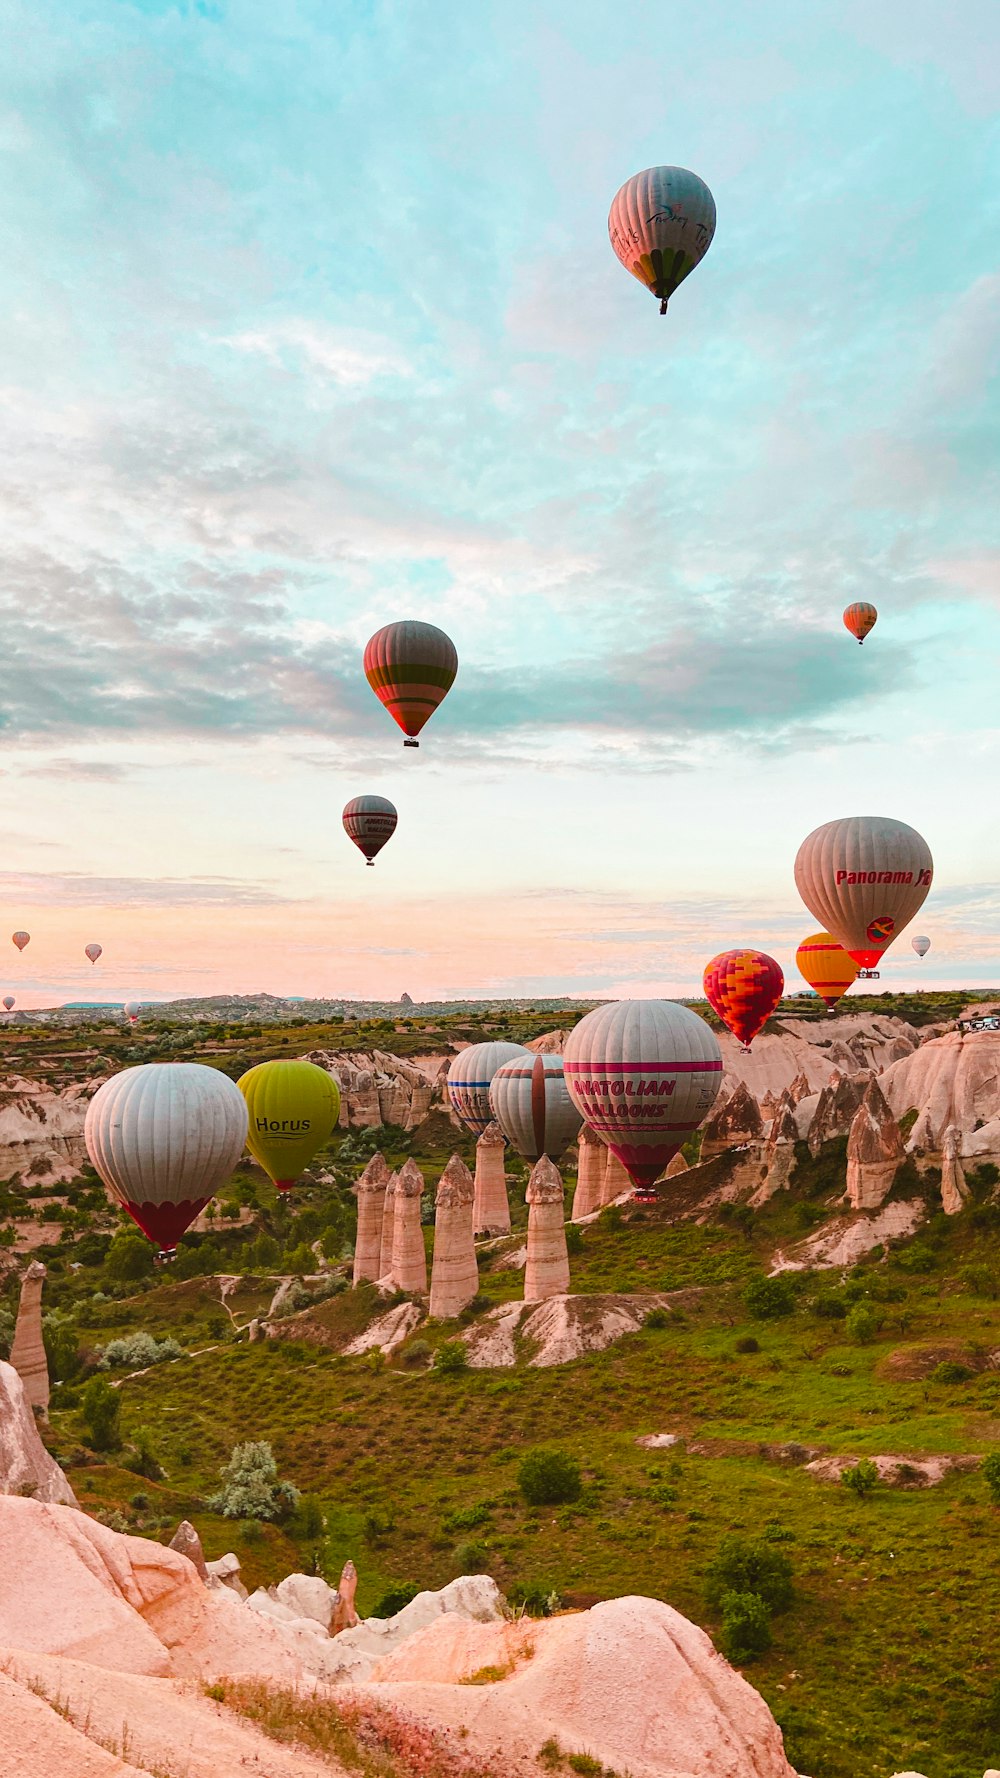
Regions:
[[363, 620, 458, 747], [843, 602, 877, 644], [703, 949, 784, 1049]]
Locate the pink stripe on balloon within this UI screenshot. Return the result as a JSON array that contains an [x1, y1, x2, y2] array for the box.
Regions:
[[564, 1061, 722, 1074]]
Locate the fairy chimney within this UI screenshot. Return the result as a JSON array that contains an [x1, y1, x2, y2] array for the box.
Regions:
[[602, 1147, 634, 1204], [9, 1261, 49, 1415], [940, 1124, 970, 1216], [787, 1071, 811, 1105], [524, 1157, 570, 1302], [390, 1156, 428, 1293], [699, 1081, 763, 1161], [378, 1171, 398, 1278], [352, 1152, 391, 1285], [664, 1150, 688, 1178], [751, 1090, 800, 1205], [429, 1155, 478, 1320], [473, 1121, 511, 1236], [807, 1071, 873, 1155], [571, 1125, 607, 1220], [845, 1079, 904, 1210]]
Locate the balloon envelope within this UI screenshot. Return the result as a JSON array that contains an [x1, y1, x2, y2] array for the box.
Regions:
[[11, 932, 29, 952], [85, 943, 102, 964], [608, 166, 716, 312], [794, 816, 933, 970], [489, 1052, 583, 1163], [911, 935, 931, 958], [795, 931, 859, 1009], [363, 620, 458, 746], [2, 997, 13, 1011], [563, 1000, 723, 1190], [238, 1058, 341, 1191], [703, 950, 784, 1048], [447, 1041, 531, 1137], [343, 795, 398, 865], [84, 1063, 248, 1254], [843, 602, 877, 644], [124, 1000, 141, 1023]]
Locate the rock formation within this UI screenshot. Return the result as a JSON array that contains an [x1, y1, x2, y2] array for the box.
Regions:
[[0, 1361, 76, 1504], [882, 1027, 1000, 1158], [378, 1170, 397, 1277], [428, 1155, 478, 1320], [602, 1146, 634, 1204], [205, 1550, 248, 1598], [571, 1124, 607, 1220], [751, 1091, 800, 1205], [389, 1156, 428, 1293], [664, 1150, 688, 1178], [303, 1048, 442, 1130], [524, 1157, 569, 1302], [699, 1080, 764, 1160], [352, 1152, 391, 1285], [168, 1519, 208, 1580], [400, 991, 414, 1007], [940, 1124, 970, 1215], [788, 1070, 811, 1104], [807, 1069, 873, 1154], [332, 1558, 359, 1634], [846, 1078, 904, 1210], [473, 1121, 511, 1236], [9, 1260, 49, 1414]]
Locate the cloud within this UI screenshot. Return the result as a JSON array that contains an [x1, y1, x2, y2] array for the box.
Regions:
[[0, 871, 288, 907], [222, 321, 412, 389]]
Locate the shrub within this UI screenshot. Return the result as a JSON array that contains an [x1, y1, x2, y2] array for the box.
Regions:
[[930, 1360, 974, 1384], [842, 1458, 878, 1498], [442, 1501, 491, 1534], [704, 1536, 793, 1615], [508, 1584, 561, 1616], [294, 1495, 325, 1539], [81, 1376, 121, 1450], [129, 1492, 150, 1511], [399, 1339, 432, 1368], [742, 1275, 795, 1320], [125, 1426, 165, 1480], [719, 1590, 773, 1662], [42, 1315, 83, 1382], [98, 1333, 183, 1370], [518, 1448, 582, 1507], [644, 1307, 670, 1330], [564, 1224, 584, 1254], [105, 1236, 155, 1283], [207, 1441, 300, 1521], [453, 1539, 488, 1572], [372, 1581, 421, 1619], [434, 1339, 469, 1374], [845, 1303, 880, 1345], [982, 1450, 1000, 1506], [734, 1335, 760, 1354], [812, 1291, 848, 1320]]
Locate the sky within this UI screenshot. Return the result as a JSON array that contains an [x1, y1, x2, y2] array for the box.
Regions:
[[0, 0, 998, 1006]]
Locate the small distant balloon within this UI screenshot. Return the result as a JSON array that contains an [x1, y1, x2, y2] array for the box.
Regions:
[[343, 795, 398, 866], [12, 932, 29, 952], [608, 166, 716, 315], [363, 620, 458, 747], [124, 1000, 141, 1024], [843, 602, 877, 644], [2, 997, 14, 1012], [911, 935, 931, 958], [85, 943, 102, 964]]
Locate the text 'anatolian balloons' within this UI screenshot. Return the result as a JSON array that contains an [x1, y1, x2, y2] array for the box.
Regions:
[[794, 816, 933, 970], [703, 950, 784, 1048], [563, 1000, 723, 1191], [343, 795, 398, 865]]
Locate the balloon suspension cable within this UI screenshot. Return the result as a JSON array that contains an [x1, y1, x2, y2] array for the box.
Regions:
[[403, 737, 419, 748]]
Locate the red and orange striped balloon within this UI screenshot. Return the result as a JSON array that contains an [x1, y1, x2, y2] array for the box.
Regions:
[[703, 949, 784, 1048], [795, 931, 858, 1010], [363, 620, 458, 747], [843, 602, 877, 644]]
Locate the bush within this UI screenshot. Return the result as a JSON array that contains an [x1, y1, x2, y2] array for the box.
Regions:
[[930, 1360, 974, 1384], [372, 1580, 421, 1619], [442, 1501, 491, 1534], [434, 1339, 469, 1374], [842, 1458, 878, 1498], [704, 1536, 793, 1615], [125, 1426, 165, 1480], [453, 1539, 488, 1572], [81, 1376, 121, 1451], [644, 1307, 670, 1330], [982, 1450, 1000, 1506], [742, 1275, 795, 1320], [399, 1339, 432, 1368], [812, 1291, 848, 1320], [294, 1495, 325, 1540], [105, 1236, 155, 1283], [845, 1303, 880, 1345], [98, 1333, 183, 1370], [564, 1223, 584, 1254], [207, 1441, 300, 1521], [518, 1448, 583, 1507], [42, 1315, 83, 1382], [719, 1590, 773, 1662], [734, 1335, 760, 1354]]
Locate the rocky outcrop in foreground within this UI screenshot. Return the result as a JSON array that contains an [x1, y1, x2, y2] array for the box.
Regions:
[[0, 1361, 76, 1504]]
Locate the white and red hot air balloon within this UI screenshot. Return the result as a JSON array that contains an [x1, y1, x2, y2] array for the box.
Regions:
[[343, 795, 398, 866], [124, 1000, 141, 1025], [564, 1000, 723, 1192], [446, 1041, 531, 1138], [84, 1063, 248, 1259], [2, 997, 14, 1013], [911, 936, 931, 958], [85, 943, 103, 965], [794, 816, 933, 976], [489, 1052, 583, 1163]]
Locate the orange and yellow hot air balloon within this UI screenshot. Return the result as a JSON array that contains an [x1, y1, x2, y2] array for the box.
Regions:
[[795, 931, 859, 1010], [843, 602, 877, 644]]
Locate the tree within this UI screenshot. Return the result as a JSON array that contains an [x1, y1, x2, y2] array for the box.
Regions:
[[705, 1536, 794, 1615], [82, 1375, 121, 1451], [841, 1458, 878, 1498], [105, 1235, 154, 1283], [434, 1339, 469, 1375], [720, 1590, 773, 1662], [207, 1440, 300, 1521], [517, 1448, 582, 1507], [742, 1274, 795, 1320], [845, 1303, 879, 1345]]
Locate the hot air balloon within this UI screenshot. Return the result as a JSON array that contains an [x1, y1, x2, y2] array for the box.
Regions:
[[843, 602, 877, 644], [795, 932, 859, 1010], [343, 795, 398, 866], [2, 997, 14, 1012], [608, 166, 716, 315], [911, 935, 931, 958], [85, 943, 102, 964], [489, 1052, 583, 1163], [703, 950, 784, 1049], [794, 816, 933, 973], [563, 1000, 723, 1191], [364, 620, 458, 747], [124, 1000, 141, 1025], [11, 932, 29, 952], [238, 1058, 341, 1192], [84, 1063, 248, 1258], [446, 1041, 531, 1138]]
